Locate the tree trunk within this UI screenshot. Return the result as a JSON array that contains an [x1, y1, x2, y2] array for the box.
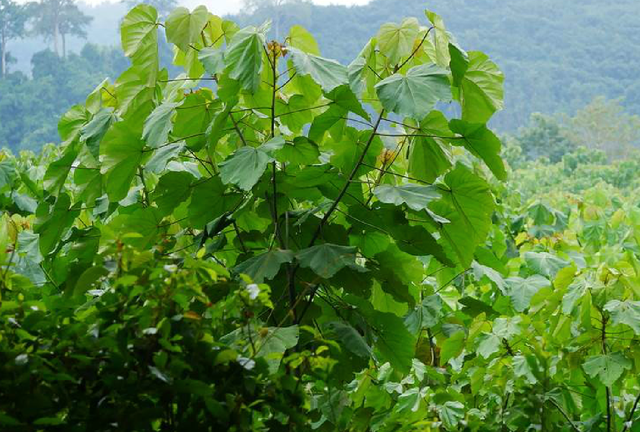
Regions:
[[53, 14, 60, 56], [1, 27, 6, 78], [62, 33, 66, 58]]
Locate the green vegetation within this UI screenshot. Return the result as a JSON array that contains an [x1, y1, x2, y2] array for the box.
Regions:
[[1, 3, 640, 432]]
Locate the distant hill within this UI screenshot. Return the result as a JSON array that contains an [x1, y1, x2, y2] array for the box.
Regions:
[[232, 0, 640, 130], [5, 0, 640, 135]]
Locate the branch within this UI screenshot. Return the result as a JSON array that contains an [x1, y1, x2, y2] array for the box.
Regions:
[[308, 110, 385, 247], [395, 26, 434, 72], [622, 392, 640, 432], [547, 399, 581, 432]]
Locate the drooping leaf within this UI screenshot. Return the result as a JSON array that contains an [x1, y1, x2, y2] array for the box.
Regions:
[[431, 164, 494, 267], [143, 102, 178, 148], [327, 322, 372, 359], [219, 137, 284, 191], [234, 249, 294, 283], [476, 332, 501, 359], [296, 243, 365, 279], [459, 51, 504, 124], [373, 311, 416, 374], [373, 184, 440, 211], [440, 331, 465, 365], [289, 47, 348, 93], [100, 120, 146, 202], [449, 119, 506, 180], [224, 25, 266, 93]]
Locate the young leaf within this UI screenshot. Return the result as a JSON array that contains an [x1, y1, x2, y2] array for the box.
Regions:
[[376, 18, 419, 65], [165, 6, 209, 52]]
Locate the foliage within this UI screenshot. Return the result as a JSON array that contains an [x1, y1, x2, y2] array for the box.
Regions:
[[2, 4, 640, 432], [0, 44, 128, 151]]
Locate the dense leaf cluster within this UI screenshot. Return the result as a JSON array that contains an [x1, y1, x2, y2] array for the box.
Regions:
[[1, 5, 640, 432]]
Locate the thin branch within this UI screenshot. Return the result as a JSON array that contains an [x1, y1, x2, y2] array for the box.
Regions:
[[308, 111, 385, 247], [395, 26, 434, 72], [229, 113, 248, 147], [622, 391, 640, 432], [547, 399, 581, 432]]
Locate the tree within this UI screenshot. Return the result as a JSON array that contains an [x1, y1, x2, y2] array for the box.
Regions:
[[563, 96, 640, 160], [0, 0, 26, 78], [29, 0, 92, 57], [242, 0, 310, 39], [514, 112, 577, 162]]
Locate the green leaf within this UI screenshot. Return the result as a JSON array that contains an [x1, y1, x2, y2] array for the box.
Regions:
[[376, 18, 419, 65], [449, 119, 506, 180], [459, 52, 504, 124], [151, 171, 194, 216], [439, 401, 465, 429], [288, 24, 320, 55], [143, 102, 178, 148], [425, 11, 450, 67], [405, 295, 443, 333], [325, 85, 370, 121], [187, 177, 241, 229], [100, 120, 146, 202], [234, 249, 294, 283], [165, 6, 209, 52], [582, 353, 631, 387], [81, 108, 117, 159], [513, 355, 537, 384], [199, 47, 225, 75], [120, 5, 159, 83], [297, 244, 365, 279], [431, 164, 494, 267], [440, 331, 465, 365], [256, 326, 299, 374], [375, 64, 451, 120], [373, 311, 416, 374], [219, 137, 284, 191], [476, 332, 501, 359], [224, 25, 266, 93], [373, 184, 440, 211], [524, 252, 570, 279], [276, 137, 319, 165], [505, 275, 549, 312], [408, 136, 452, 184], [327, 322, 372, 358], [34, 194, 80, 256], [289, 47, 348, 93], [604, 300, 640, 335]]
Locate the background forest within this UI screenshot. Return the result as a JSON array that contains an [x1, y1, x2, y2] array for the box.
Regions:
[[1, 0, 640, 154]]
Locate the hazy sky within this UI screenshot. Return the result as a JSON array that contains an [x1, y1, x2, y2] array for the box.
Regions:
[[78, 0, 370, 15], [202, 0, 370, 15]]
